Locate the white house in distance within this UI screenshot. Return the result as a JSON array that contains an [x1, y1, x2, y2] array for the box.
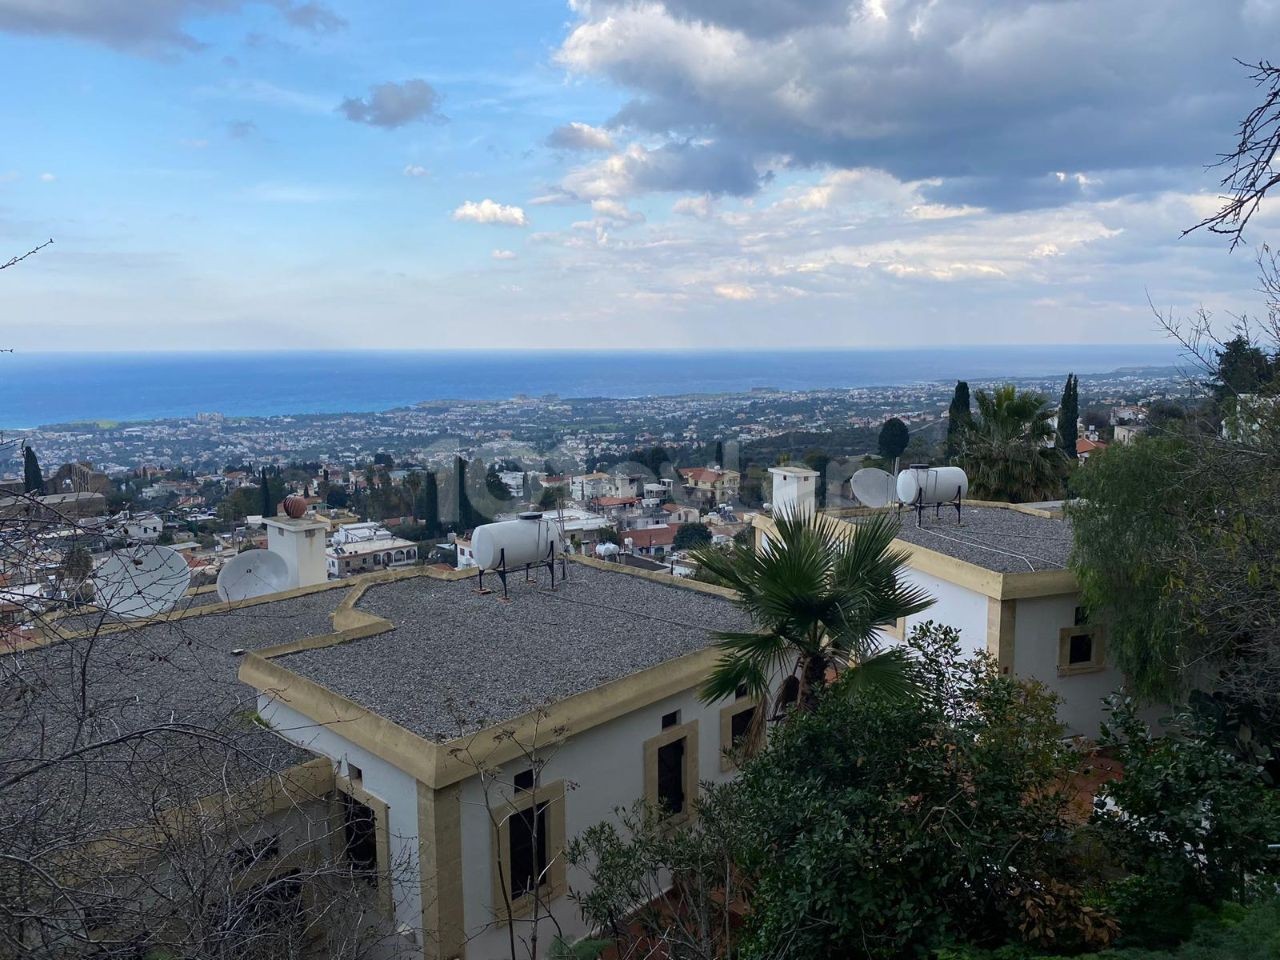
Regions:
[[240, 561, 756, 959]]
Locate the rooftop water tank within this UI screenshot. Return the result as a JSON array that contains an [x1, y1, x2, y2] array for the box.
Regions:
[[472, 512, 563, 571], [896, 465, 968, 507]]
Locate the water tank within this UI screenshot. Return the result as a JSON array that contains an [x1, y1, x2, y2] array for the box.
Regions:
[[594, 542, 620, 558], [471, 512, 563, 570], [896, 466, 968, 506]]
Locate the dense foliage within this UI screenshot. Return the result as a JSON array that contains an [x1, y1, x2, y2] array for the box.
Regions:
[[958, 385, 1067, 503], [1091, 698, 1280, 946], [672, 522, 713, 551], [946, 381, 974, 460]]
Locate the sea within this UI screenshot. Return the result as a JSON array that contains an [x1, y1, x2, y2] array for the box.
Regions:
[[0, 345, 1186, 429]]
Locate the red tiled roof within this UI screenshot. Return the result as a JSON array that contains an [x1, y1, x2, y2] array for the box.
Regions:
[[624, 525, 679, 548], [680, 467, 723, 483], [595, 496, 639, 507], [1077, 438, 1108, 454]]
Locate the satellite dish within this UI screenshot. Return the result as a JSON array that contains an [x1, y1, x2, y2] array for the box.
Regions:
[[217, 549, 291, 602], [93, 545, 191, 619], [851, 468, 897, 508]]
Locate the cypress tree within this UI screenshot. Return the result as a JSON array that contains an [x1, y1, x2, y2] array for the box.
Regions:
[[1058, 374, 1079, 460], [259, 467, 276, 517], [945, 381, 973, 461], [422, 471, 440, 536], [23, 447, 43, 494], [713, 440, 724, 467]]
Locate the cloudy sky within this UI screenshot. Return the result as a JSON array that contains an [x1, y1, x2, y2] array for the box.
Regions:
[[0, 0, 1276, 351]]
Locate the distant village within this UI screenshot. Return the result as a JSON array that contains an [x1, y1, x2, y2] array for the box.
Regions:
[[0, 366, 1184, 630]]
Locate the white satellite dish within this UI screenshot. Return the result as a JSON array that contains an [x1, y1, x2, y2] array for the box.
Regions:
[[851, 468, 898, 508], [217, 549, 291, 602], [93, 545, 191, 619]]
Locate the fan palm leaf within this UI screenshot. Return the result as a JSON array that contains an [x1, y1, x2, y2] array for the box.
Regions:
[[694, 507, 935, 748]]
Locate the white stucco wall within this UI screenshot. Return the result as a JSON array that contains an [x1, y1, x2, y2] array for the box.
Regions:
[[888, 568, 990, 657], [457, 683, 744, 959], [1012, 594, 1124, 738], [257, 696, 425, 939]]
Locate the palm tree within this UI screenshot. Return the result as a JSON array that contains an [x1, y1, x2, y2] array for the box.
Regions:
[[958, 384, 1068, 503], [693, 509, 934, 737]]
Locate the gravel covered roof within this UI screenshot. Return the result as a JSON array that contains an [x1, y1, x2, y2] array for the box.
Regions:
[[278, 564, 750, 739], [885, 506, 1072, 573], [2, 588, 348, 831]]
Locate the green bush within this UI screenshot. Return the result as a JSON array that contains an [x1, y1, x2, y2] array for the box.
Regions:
[[1091, 698, 1280, 946], [728, 624, 1095, 959], [933, 898, 1280, 959]]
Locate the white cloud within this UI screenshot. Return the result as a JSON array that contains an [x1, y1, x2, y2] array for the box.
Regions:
[[713, 283, 757, 301], [492, 249, 518, 260], [546, 122, 615, 152], [403, 164, 429, 177], [673, 194, 714, 218], [452, 199, 529, 227], [591, 198, 644, 224], [39, 172, 56, 182]]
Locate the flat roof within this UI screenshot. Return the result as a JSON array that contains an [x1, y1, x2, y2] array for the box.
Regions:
[[276, 563, 749, 739], [884, 506, 1072, 573], [5, 588, 348, 829]]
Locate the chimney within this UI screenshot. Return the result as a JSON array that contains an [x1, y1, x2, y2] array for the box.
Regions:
[[262, 517, 328, 589], [767, 465, 820, 516]]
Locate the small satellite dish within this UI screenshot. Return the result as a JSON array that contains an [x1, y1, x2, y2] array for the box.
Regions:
[[93, 545, 191, 619], [217, 549, 291, 602], [851, 468, 897, 508]]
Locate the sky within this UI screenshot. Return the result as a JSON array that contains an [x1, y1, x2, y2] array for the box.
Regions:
[[0, 0, 1277, 352]]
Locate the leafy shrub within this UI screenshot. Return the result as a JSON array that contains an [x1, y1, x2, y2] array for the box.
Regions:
[[727, 623, 1097, 958], [1091, 698, 1280, 946]]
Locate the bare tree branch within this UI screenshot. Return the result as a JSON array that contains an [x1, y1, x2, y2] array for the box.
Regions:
[[0, 239, 53, 272], [1185, 60, 1280, 250]]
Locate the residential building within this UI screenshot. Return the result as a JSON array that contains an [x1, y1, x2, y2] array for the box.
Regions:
[[679, 467, 740, 506], [326, 536, 420, 578], [754, 495, 1119, 738], [1076, 437, 1108, 460], [568, 472, 610, 501], [240, 561, 753, 959], [623, 524, 679, 556]]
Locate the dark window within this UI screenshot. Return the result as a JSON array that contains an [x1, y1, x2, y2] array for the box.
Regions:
[[735, 683, 749, 699], [342, 794, 378, 886], [661, 710, 680, 729], [730, 706, 755, 748], [508, 801, 549, 898], [657, 738, 686, 815], [513, 769, 534, 792], [230, 834, 281, 870], [1068, 632, 1094, 665]]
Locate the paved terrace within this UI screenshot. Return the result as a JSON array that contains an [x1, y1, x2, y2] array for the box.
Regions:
[[276, 562, 751, 740], [882, 505, 1073, 574]]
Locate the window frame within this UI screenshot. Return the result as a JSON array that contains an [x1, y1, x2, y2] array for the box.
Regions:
[[331, 772, 393, 918], [643, 720, 699, 824], [491, 778, 567, 921], [719, 698, 762, 772], [1057, 623, 1106, 676]]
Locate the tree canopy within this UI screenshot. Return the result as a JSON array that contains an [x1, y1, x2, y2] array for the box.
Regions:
[[958, 385, 1067, 503]]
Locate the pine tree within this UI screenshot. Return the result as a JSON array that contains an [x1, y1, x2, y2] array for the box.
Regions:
[[22, 447, 43, 494], [945, 381, 973, 461], [1057, 373, 1079, 460], [713, 440, 724, 468]]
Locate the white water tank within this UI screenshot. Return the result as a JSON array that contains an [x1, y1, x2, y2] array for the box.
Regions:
[[896, 466, 968, 506], [472, 512, 563, 571]]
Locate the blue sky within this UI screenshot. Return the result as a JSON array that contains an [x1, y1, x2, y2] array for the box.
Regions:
[[0, 0, 1276, 351]]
